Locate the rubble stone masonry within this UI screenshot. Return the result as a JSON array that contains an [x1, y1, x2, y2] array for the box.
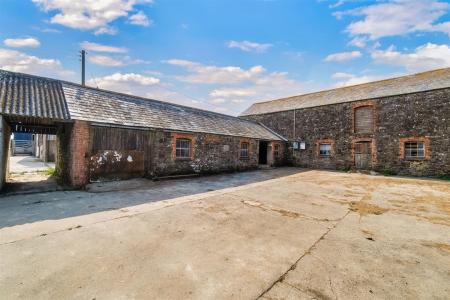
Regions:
[[244, 88, 450, 177]]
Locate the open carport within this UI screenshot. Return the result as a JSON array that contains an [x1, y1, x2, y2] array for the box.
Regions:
[[0, 168, 449, 299]]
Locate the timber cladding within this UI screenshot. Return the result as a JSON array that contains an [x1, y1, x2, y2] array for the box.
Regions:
[[243, 88, 450, 177], [88, 126, 151, 181], [90, 126, 150, 152]]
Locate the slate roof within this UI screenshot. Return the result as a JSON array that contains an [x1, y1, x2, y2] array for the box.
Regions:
[[0, 70, 283, 140], [0, 70, 70, 120], [63, 83, 283, 140], [240, 68, 450, 116]]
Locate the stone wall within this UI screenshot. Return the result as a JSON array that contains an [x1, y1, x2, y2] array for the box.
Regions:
[[61, 124, 263, 186], [244, 88, 450, 177], [150, 131, 259, 176]]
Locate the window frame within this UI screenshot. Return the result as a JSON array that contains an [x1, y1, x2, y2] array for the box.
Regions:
[[352, 101, 376, 135], [399, 137, 430, 161], [274, 144, 280, 158], [175, 138, 192, 160], [319, 143, 332, 157], [404, 141, 425, 160], [240, 142, 249, 159]]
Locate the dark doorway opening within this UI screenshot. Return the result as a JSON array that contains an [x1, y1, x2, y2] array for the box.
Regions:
[[258, 141, 268, 165]]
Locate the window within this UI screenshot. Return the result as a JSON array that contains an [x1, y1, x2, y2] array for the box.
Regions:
[[274, 144, 280, 158], [405, 142, 425, 159], [240, 142, 249, 159], [319, 144, 331, 156], [176, 139, 191, 159], [354, 106, 374, 133]]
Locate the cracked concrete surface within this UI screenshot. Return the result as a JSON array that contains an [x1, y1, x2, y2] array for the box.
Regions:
[[0, 168, 449, 299]]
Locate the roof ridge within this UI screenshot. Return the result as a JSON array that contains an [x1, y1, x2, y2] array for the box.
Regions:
[[246, 67, 450, 107], [0, 69, 252, 122]]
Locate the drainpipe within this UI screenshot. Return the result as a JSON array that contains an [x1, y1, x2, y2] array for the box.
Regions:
[[292, 109, 296, 160]]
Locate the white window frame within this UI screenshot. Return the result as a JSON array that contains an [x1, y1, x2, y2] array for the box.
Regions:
[[319, 143, 331, 156], [405, 141, 425, 159], [176, 138, 191, 159]]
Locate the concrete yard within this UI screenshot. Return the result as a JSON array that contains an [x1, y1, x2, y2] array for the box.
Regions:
[[0, 168, 449, 299], [9, 155, 55, 173]]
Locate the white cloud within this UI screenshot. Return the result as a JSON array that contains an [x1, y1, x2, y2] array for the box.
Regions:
[[88, 73, 160, 95], [348, 36, 367, 48], [227, 40, 273, 53], [165, 59, 267, 84], [324, 50, 362, 62], [88, 55, 124, 67], [164, 59, 197, 67], [210, 89, 257, 98], [165, 58, 308, 114], [80, 41, 127, 53], [331, 72, 354, 79], [333, 75, 389, 87], [88, 54, 150, 66], [335, 0, 450, 40], [90, 72, 159, 88], [331, 71, 393, 87], [128, 11, 152, 26], [210, 98, 227, 104], [87, 72, 206, 109], [4, 37, 41, 48], [210, 72, 307, 114], [0, 48, 73, 79], [94, 27, 118, 35], [371, 43, 450, 72], [32, 0, 153, 32]]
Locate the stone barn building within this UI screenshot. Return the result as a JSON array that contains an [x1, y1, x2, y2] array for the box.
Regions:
[[0, 70, 285, 190], [241, 68, 450, 177], [0, 67, 448, 191]]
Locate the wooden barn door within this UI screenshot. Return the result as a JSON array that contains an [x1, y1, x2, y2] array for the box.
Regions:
[[89, 126, 150, 182], [354, 142, 372, 170]]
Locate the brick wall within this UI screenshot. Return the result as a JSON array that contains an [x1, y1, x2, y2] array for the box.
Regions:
[[70, 120, 90, 187], [244, 88, 450, 177]]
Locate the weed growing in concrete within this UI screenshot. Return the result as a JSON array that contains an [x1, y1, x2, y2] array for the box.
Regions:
[[44, 167, 57, 176]]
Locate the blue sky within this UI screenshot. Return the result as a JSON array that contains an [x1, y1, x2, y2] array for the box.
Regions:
[[1, 0, 449, 115]]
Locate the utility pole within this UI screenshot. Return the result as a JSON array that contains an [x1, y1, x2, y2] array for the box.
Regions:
[[81, 50, 86, 86]]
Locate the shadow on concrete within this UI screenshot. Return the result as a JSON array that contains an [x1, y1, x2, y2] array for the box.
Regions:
[[0, 167, 306, 229], [2, 175, 63, 196]]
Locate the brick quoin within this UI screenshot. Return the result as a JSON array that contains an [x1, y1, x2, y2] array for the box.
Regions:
[[70, 120, 90, 187]]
